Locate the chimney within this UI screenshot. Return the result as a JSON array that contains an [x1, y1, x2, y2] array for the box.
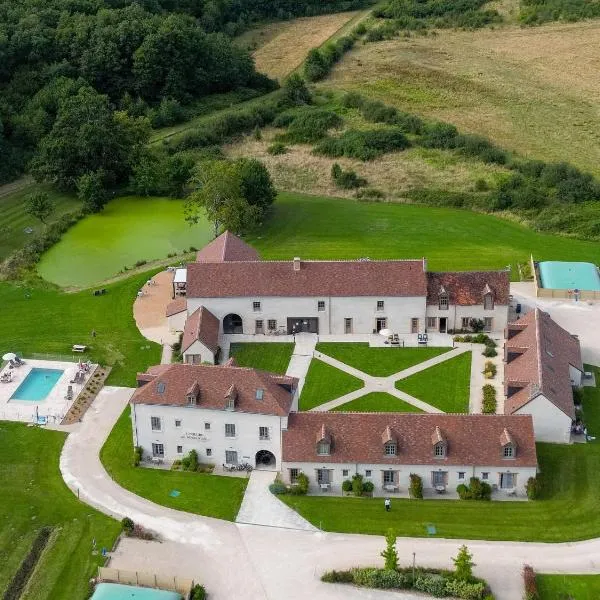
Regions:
[[293, 257, 301, 272], [422, 257, 428, 272]]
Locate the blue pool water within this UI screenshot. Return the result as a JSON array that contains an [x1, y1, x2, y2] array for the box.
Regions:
[[10, 368, 64, 401], [91, 583, 182, 600], [539, 261, 600, 291]]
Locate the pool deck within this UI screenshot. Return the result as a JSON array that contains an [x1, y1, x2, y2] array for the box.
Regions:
[[0, 358, 95, 423]]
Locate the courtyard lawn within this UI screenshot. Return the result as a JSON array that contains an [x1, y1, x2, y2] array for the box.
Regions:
[[280, 441, 600, 542], [229, 342, 294, 374], [0, 422, 120, 600], [536, 574, 600, 599], [101, 408, 247, 521], [299, 358, 364, 411], [38, 196, 212, 288], [395, 352, 471, 413], [582, 365, 600, 442], [332, 392, 423, 413], [316, 343, 451, 377], [0, 273, 161, 387], [247, 193, 600, 277]]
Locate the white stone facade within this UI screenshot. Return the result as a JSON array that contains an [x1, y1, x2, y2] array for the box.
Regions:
[[514, 394, 572, 444], [281, 461, 536, 496], [131, 402, 287, 468], [186, 295, 508, 337], [182, 340, 216, 365]]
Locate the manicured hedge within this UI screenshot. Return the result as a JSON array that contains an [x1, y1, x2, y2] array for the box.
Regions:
[[482, 384, 497, 414]]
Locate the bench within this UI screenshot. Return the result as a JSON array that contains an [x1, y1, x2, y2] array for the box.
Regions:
[[72, 345, 87, 353]]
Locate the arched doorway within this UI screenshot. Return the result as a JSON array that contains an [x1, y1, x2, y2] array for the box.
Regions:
[[223, 314, 243, 334], [255, 450, 276, 469]]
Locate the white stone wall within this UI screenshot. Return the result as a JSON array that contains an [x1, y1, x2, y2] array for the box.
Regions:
[[182, 340, 216, 365], [187, 296, 427, 335], [569, 364, 583, 387], [132, 403, 285, 467], [514, 394, 572, 443], [167, 311, 186, 333], [281, 461, 536, 496], [425, 305, 508, 334]]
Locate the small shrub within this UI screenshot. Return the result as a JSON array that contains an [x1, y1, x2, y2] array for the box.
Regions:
[[121, 517, 134, 534], [321, 569, 354, 583], [295, 472, 309, 495], [314, 128, 409, 161], [445, 578, 487, 599], [356, 187, 385, 200], [483, 360, 497, 379], [352, 473, 364, 496], [269, 482, 288, 495], [331, 163, 367, 189], [414, 573, 447, 597], [453, 545, 475, 581], [190, 584, 207, 600], [362, 480, 374, 493], [457, 477, 491, 500], [133, 446, 143, 466], [267, 142, 287, 155], [409, 473, 423, 499], [369, 569, 407, 589], [526, 477, 540, 500], [482, 346, 497, 358], [351, 567, 378, 587], [380, 529, 399, 570], [342, 479, 353, 492], [523, 565, 539, 600], [482, 384, 497, 414], [280, 109, 343, 143]]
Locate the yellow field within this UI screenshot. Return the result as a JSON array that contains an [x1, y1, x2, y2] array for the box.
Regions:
[[239, 11, 363, 81], [323, 21, 600, 175]]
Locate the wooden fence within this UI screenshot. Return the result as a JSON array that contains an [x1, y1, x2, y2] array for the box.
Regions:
[[97, 567, 194, 597]]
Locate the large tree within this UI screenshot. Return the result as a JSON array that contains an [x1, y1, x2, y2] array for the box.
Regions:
[[25, 191, 54, 224]]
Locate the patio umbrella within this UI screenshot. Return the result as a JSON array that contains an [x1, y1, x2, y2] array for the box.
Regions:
[[2, 352, 16, 361], [379, 329, 393, 337]]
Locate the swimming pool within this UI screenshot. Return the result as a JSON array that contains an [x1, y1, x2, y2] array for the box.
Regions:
[[539, 261, 600, 291], [91, 583, 182, 600], [10, 368, 64, 401]]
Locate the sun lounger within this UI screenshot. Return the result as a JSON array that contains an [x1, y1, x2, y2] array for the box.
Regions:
[[72, 345, 87, 353]]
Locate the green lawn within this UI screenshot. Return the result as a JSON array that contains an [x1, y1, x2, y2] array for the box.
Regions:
[[395, 352, 471, 413], [100, 408, 247, 521], [299, 358, 364, 411], [536, 574, 600, 599], [229, 342, 294, 374], [0, 422, 120, 600], [247, 192, 600, 277], [38, 196, 212, 288], [332, 392, 424, 413], [316, 343, 451, 377], [0, 273, 161, 387], [0, 178, 80, 261], [582, 365, 600, 442]]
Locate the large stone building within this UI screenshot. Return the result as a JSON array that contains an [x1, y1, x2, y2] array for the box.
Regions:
[[504, 308, 583, 443]]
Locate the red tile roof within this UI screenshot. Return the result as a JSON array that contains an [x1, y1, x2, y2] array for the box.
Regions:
[[282, 412, 537, 467], [504, 309, 582, 419], [182, 306, 220, 354], [132, 363, 297, 416], [166, 297, 187, 317], [427, 271, 510, 306], [196, 231, 260, 263], [187, 259, 428, 298]]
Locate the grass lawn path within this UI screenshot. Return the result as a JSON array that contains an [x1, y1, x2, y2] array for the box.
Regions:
[[299, 358, 364, 411], [316, 343, 451, 377], [228, 342, 294, 374], [0, 422, 120, 599], [100, 407, 247, 521], [395, 352, 472, 413], [332, 392, 424, 413]]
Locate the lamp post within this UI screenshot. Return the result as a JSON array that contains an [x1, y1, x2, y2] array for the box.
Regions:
[[412, 552, 416, 583]]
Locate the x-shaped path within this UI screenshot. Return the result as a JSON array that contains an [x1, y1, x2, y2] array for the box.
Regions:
[[309, 346, 470, 413]]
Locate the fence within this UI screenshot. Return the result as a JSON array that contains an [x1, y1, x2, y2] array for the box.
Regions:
[[97, 567, 194, 597], [25, 352, 85, 363]]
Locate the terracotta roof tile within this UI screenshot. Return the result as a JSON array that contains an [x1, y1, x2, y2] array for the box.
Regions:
[[187, 259, 428, 298], [196, 231, 260, 262], [283, 413, 537, 467], [427, 271, 510, 305], [504, 309, 582, 419], [182, 306, 219, 354], [132, 363, 297, 417], [166, 297, 187, 317]]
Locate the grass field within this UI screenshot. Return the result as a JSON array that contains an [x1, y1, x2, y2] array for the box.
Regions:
[[299, 358, 364, 411], [37, 196, 211, 288], [0, 273, 161, 387], [248, 192, 600, 276], [324, 21, 600, 176], [0, 422, 120, 600], [235, 12, 363, 81], [224, 126, 510, 199], [100, 408, 247, 521], [0, 178, 80, 261], [332, 392, 423, 412], [316, 343, 451, 377], [228, 342, 294, 374], [536, 574, 600, 599], [395, 352, 471, 413]]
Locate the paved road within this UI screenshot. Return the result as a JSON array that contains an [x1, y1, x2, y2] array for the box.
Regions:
[[60, 387, 600, 600]]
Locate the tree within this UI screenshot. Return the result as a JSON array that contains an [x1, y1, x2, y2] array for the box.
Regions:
[[452, 545, 475, 581], [25, 192, 54, 224], [77, 169, 110, 213], [280, 73, 311, 107], [235, 158, 276, 212], [380, 529, 399, 571]]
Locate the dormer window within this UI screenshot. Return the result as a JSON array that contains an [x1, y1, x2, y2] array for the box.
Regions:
[[434, 442, 446, 458], [431, 425, 447, 458], [187, 394, 196, 406], [186, 382, 199, 406], [503, 445, 515, 458], [439, 291, 449, 311], [484, 293, 494, 310], [255, 388, 264, 401], [225, 384, 237, 411], [384, 441, 397, 456], [157, 382, 166, 394], [317, 441, 330, 455], [500, 428, 516, 459]]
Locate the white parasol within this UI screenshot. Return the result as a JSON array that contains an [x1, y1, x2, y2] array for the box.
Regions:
[[379, 329, 393, 337], [2, 352, 16, 361]]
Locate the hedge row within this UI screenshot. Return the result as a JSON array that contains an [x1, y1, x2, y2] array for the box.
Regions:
[[4, 527, 53, 600], [523, 565, 539, 600], [482, 384, 497, 414], [313, 128, 410, 160]]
